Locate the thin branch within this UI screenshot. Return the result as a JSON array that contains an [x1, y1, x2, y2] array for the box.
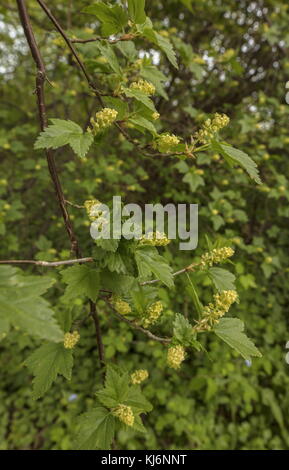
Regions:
[[0, 258, 93, 267], [17, 0, 81, 257], [90, 302, 106, 368], [140, 263, 197, 286], [71, 34, 136, 44]]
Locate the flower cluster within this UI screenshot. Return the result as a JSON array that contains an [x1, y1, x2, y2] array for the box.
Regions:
[[167, 345, 186, 369], [63, 331, 80, 349], [112, 404, 134, 427], [142, 301, 164, 328], [200, 247, 234, 269], [139, 231, 171, 247], [111, 296, 132, 316], [84, 199, 102, 221], [194, 290, 238, 332], [194, 113, 230, 144], [131, 369, 149, 385], [130, 79, 156, 96], [88, 108, 118, 135], [155, 133, 180, 153], [152, 112, 160, 121]]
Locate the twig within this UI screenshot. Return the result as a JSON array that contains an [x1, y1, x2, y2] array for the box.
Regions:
[[0, 258, 93, 267], [140, 263, 197, 286], [71, 34, 136, 44], [17, 0, 81, 257]]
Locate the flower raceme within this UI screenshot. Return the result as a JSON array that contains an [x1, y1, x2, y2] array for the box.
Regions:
[[167, 345, 186, 369], [88, 108, 118, 135], [131, 369, 149, 385], [130, 79, 156, 96], [139, 231, 171, 247], [111, 296, 132, 316], [194, 290, 238, 332], [200, 246, 235, 269], [155, 133, 180, 153], [194, 113, 230, 144], [63, 331, 80, 349], [142, 301, 164, 328], [112, 404, 134, 427]]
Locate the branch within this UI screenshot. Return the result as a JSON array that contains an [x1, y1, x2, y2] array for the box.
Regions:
[[17, 0, 105, 373], [90, 302, 106, 370], [0, 258, 93, 267], [17, 0, 81, 257]]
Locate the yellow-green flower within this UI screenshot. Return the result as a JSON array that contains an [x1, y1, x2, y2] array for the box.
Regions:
[[167, 345, 185, 369], [130, 79, 156, 96], [64, 331, 80, 349], [111, 296, 132, 316], [156, 133, 180, 153], [131, 369, 149, 385], [142, 301, 164, 328], [112, 404, 134, 427], [194, 290, 238, 332], [200, 247, 234, 268], [194, 113, 230, 144], [139, 231, 170, 247], [88, 108, 118, 135]]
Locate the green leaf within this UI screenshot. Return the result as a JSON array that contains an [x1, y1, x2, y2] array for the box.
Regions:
[[83, 3, 128, 36], [69, 133, 94, 159], [135, 246, 174, 288], [142, 28, 178, 69], [61, 265, 100, 302], [0, 267, 63, 342], [100, 271, 137, 295], [173, 313, 194, 346], [212, 141, 261, 184], [128, 0, 146, 24], [209, 267, 236, 291], [76, 407, 115, 450], [129, 116, 157, 135], [123, 87, 157, 112], [35, 119, 93, 158], [25, 343, 73, 399], [125, 386, 153, 413], [214, 318, 262, 360], [96, 42, 122, 75]]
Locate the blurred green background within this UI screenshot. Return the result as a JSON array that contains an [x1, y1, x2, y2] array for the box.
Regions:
[[1, 0, 289, 450]]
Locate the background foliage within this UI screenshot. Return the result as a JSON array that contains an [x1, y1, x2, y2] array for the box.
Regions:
[[1, 0, 289, 450]]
